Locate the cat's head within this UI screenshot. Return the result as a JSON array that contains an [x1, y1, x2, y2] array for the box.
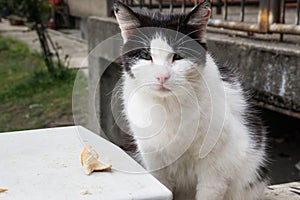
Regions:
[[114, 1, 211, 97]]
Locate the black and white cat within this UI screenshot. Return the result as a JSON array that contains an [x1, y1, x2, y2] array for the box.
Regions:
[[114, 1, 268, 199]]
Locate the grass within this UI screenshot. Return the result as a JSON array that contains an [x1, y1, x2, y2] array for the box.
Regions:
[[0, 34, 86, 132]]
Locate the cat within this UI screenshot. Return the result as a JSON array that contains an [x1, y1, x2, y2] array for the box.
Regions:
[[114, 0, 268, 199]]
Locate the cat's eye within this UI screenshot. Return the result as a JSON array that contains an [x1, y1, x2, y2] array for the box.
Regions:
[[173, 54, 184, 61], [140, 52, 152, 60]]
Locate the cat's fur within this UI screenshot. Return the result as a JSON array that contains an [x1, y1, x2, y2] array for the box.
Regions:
[[114, 1, 268, 199]]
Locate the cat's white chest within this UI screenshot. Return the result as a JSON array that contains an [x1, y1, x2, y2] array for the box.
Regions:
[[126, 93, 154, 130], [125, 93, 174, 139]]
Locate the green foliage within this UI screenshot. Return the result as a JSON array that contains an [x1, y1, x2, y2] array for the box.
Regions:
[[0, 35, 29, 54], [0, 69, 76, 101], [0, 34, 81, 132]]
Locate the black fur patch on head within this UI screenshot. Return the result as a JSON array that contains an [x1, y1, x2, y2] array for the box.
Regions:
[[124, 10, 208, 49], [115, 1, 211, 76]]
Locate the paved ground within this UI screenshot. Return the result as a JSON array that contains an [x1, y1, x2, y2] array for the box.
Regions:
[[0, 19, 88, 75]]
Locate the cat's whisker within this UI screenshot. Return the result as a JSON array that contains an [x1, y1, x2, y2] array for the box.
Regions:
[[110, 110, 126, 132], [128, 34, 149, 44], [109, 38, 124, 42], [134, 28, 153, 44], [175, 48, 205, 63], [125, 37, 149, 47], [106, 79, 123, 96], [106, 87, 119, 97], [173, 28, 203, 46], [176, 28, 205, 45], [110, 85, 125, 110], [178, 46, 205, 57], [170, 21, 181, 45]]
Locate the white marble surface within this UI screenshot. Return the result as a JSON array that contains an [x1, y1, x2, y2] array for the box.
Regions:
[[0, 126, 172, 200]]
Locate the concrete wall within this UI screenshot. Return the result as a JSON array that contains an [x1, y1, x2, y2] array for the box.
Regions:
[[207, 34, 300, 116], [87, 17, 126, 147], [67, 0, 113, 18], [87, 16, 300, 144]]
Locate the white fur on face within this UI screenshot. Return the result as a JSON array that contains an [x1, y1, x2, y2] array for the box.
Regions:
[[150, 36, 173, 66], [130, 35, 197, 97]]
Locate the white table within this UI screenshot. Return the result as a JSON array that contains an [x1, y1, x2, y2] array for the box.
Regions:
[[0, 126, 172, 200]]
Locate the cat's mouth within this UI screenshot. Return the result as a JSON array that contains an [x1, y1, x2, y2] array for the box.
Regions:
[[157, 85, 171, 93], [148, 84, 172, 95]]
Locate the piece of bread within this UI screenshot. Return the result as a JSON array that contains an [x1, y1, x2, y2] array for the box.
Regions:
[[0, 188, 8, 193], [80, 146, 112, 175]]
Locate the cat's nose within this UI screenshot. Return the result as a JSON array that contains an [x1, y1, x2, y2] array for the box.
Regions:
[[156, 73, 170, 84]]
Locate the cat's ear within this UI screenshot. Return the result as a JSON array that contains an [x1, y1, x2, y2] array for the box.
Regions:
[[114, 1, 141, 42], [184, 0, 211, 42]]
